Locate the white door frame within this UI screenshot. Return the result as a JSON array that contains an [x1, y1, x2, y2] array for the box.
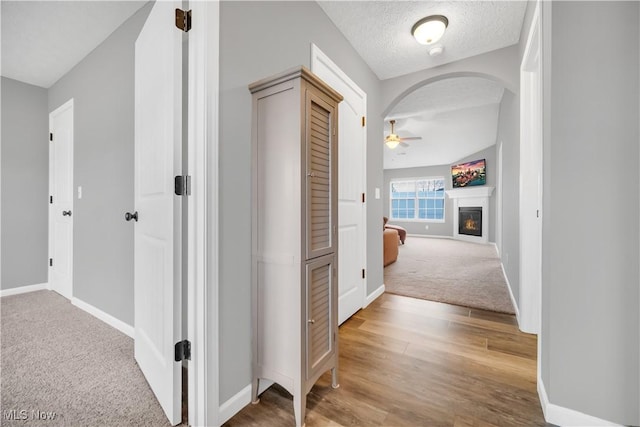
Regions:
[[519, 1, 542, 335], [48, 98, 74, 300], [496, 142, 503, 256], [310, 44, 368, 320], [186, 1, 219, 425]]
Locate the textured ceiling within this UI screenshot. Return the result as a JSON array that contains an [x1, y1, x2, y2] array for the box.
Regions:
[[1, 1, 147, 88], [383, 77, 504, 169], [317, 1, 527, 80]]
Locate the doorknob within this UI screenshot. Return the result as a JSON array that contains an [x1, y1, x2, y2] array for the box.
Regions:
[[62, 210, 72, 216], [125, 211, 138, 222]]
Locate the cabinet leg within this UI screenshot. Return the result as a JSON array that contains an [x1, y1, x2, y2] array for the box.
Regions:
[[293, 393, 306, 427], [251, 378, 260, 404], [331, 367, 340, 389]]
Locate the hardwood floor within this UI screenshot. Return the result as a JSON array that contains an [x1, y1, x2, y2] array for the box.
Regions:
[[224, 293, 552, 427]]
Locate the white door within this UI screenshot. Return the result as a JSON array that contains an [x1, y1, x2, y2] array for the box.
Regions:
[[49, 99, 74, 300], [311, 45, 367, 325], [134, 1, 182, 424]]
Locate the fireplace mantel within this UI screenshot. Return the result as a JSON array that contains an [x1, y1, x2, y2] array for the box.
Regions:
[[445, 186, 494, 199], [446, 186, 494, 244]]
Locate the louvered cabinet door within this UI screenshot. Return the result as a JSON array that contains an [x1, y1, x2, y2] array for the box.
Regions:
[[305, 87, 337, 260], [305, 254, 336, 381]]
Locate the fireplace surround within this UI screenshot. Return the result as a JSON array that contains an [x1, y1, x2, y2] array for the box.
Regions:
[[446, 186, 494, 244]]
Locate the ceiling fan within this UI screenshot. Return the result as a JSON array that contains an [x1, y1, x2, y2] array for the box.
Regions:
[[385, 119, 422, 149]]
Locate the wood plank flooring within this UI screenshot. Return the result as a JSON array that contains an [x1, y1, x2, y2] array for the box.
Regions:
[[224, 293, 552, 427]]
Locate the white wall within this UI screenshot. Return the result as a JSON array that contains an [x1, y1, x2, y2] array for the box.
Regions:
[[1, 78, 48, 290], [541, 2, 639, 424]]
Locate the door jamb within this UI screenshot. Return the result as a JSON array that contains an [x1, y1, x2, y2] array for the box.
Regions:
[[187, 1, 219, 425]]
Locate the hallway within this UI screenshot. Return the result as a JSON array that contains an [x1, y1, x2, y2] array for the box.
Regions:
[[225, 293, 550, 426]]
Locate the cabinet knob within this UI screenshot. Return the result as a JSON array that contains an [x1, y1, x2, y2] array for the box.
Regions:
[[307, 172, 316, 178], [308, 319, 315, 324]]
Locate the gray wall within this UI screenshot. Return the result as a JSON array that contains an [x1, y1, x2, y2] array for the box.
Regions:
[[47, 4, 152, 325], [219, 1, 383, 403], [495, 91, 520, 305], [383, 145, 497, 242], [542, 2, 639, 425], [1, 77, 48, 289]]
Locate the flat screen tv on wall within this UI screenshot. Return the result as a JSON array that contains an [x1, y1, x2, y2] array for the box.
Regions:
[[451, 158, 486, 188]]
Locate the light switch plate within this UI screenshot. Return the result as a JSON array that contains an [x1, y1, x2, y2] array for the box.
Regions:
[[375, 188, 380, 199]]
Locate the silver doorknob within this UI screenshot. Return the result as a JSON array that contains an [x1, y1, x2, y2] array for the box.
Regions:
[[62, 210, 72, 216]]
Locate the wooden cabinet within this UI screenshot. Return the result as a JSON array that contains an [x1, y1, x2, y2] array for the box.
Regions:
[[249, 66, 342, 427]]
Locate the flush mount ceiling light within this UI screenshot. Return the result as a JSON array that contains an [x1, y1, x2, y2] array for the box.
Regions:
[[411, 15, 449, 45]]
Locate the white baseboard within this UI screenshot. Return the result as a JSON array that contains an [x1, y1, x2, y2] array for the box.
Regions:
[[0, 282, 49, 297], [364, 284, 385, 308], [538, 376, 622, 426], [406, 234, 452, 240], [71, 297, 134, 338], [219, 380, 274, 424], [500, 262, 521, 325]]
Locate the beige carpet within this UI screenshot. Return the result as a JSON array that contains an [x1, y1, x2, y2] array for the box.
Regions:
[[384, 237, 515, 314], [1, 290, 176, 427]]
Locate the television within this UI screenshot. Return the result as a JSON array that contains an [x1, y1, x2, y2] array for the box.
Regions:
[[451, 159, 486, 188]]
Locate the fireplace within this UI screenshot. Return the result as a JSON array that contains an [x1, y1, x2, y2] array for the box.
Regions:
[[446, 186, 494, 244], [459, 207, 482, 237]]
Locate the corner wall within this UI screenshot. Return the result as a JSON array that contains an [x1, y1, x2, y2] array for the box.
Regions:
[[495, 91, 520, 305], [1, 78, 49, 290]]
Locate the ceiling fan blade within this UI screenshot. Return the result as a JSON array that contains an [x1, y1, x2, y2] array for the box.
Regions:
[[399, 141, 410, 148], [400, 136, 422, 141]]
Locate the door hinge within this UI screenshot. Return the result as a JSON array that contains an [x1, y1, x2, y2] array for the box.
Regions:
[[175, 8, 192, 32], [49, 258, 53, 267], [49, 133, 53, 142], [49, 195, 53, 204], [174, 340, 191, 362], [361, 116, 366, 127], [362, 268, 366, 279], [361, 192, 365, 203], [536, 209, 540, 218], [174, 175, 191, 196]]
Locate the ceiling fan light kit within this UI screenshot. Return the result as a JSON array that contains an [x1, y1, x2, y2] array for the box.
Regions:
[[412, 15, 448, 45]]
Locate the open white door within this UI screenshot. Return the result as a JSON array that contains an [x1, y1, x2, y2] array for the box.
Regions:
[[311, 45, 368, 325], [134, 1, 182, 424]]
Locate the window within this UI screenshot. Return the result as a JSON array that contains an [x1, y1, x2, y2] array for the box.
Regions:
[[390, 177, 445, 221]]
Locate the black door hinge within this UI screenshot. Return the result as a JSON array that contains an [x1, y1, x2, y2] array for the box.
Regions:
[[49, 258, 53, 267], [362, 268, 366, 279], [361, 116, 366, 127], [50, 195, 53, 204], [175, 9, 192, 32], [174, 340, 191, 361], [174, 175, 191, 196], [49, 133, 53, 141], [361, 193, 365, 203]]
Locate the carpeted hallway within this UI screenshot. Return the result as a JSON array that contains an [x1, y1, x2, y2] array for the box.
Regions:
[[384, 237, 515, 314], [1, 290, 173, 427]]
